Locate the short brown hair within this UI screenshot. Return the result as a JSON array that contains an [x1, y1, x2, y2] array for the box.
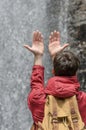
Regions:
[[53, 51, 80, 76]]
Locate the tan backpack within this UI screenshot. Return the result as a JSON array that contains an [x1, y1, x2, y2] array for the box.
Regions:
[[31, 95, 86, 130]]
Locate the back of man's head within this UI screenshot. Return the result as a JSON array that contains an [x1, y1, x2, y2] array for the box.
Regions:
[[53, 51, 80, 76]]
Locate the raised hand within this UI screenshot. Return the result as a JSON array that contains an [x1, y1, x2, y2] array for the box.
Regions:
[[24, 30, 44, 56], [48, 30, 69, 60]]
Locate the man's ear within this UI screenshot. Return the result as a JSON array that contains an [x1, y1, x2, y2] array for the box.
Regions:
[[52, 69, 55, 75]]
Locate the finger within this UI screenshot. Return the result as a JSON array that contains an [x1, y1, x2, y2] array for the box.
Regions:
[[51, 38, 54, 42], [53, 30, 58, 41], [52, 31, 58, 42], [54, 30, 57, 37], [36, 31, 40, 41], [55, 32, 60, 46], [49, 31, 58, 43], [54, 30, 58, 41], [38, 31, 42, 42], [52, 31, 55, 41], [56, 31, 60, 42], [33, 30, 39, 41], [36, 30, 40, 41], [51, 31, 53, 35], [53, 37, 57, 41], [50, 32, 54, 42], [36, 31, 43, 42], [54, 30, 57, 33], [40, 34, 44, 42]]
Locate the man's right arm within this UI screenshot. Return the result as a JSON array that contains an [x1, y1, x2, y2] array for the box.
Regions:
[[27, 64, 46, 123], [24, 31, 46, 123]]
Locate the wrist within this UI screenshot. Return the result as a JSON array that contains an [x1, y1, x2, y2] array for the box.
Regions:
[[50, 54, 55, 61], [34, 55, 43, 66], [35, 54, 43, 59]]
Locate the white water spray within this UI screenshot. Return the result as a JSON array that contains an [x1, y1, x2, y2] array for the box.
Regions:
[[58, 0, 69, 44]]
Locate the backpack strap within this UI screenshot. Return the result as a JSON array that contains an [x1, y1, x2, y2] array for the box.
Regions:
[[30, 123, 38, 130], [52, 96, 59, 130], [69, 97, 79, 130], [30, 123, 35, 130]]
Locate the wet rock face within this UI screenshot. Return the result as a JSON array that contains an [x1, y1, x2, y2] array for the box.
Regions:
[[0, 0, 86, 130], [68, 0, 86, 90], [77, 24, 86, 41], [68, 0, 86, 41]]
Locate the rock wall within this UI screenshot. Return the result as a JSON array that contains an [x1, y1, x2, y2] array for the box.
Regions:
[[0, 0, 86, 130], [68, 0, 86, 90]]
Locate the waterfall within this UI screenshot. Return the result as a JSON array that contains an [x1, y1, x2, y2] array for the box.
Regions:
[[58, 0, 69, 44]]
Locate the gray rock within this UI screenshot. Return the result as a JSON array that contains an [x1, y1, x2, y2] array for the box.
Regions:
[[0, 0, 86, 130]]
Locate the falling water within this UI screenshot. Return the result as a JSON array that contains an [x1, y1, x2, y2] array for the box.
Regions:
[[58, 0, 69, 44], [0, 0, 85, 130]]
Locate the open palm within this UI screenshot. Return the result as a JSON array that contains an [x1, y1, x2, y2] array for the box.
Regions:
[[24, 31, 44, 56], [49, 31, 69, 59]]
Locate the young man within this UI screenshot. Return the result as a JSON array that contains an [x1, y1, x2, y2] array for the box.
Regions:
[[24, 30, 86, 129]]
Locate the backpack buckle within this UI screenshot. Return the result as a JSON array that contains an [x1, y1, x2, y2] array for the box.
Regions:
[[71, 108, 78, 123], [72, 117, 78, 123], [51, 118, 59, 123]]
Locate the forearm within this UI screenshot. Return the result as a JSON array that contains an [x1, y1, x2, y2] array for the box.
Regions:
[[31, 54, 44, 89], [28, 65, 46, 123], [34, 55, 43, 66], [31, 64, 44, 89]]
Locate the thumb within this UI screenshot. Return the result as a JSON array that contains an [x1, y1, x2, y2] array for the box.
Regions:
[[23, 44, 32, 52], [62, 43, 69, 50]]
